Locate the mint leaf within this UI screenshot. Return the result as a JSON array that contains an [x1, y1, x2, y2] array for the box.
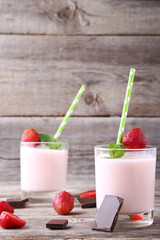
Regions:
[[39, 133, 64, 150], [49, 142, 66, 150], [108, 142, 126, 158], [39, 133, 55, 143]]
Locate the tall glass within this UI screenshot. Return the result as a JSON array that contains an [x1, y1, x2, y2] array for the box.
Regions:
[[20, 141, 68, 199], [95, 145, 156, 228]]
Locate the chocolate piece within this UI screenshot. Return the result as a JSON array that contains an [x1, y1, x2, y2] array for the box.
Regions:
[[46, 219, 68, 229], [7, 198, 29, 208], [77, 197, 96, 208], [92, 195, 123, 232]]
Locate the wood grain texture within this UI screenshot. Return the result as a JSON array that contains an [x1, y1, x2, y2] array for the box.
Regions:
[[0, 0, 160, 212], [0, 0, 160, 35], [0, 180, 160, 239], [0, 35, 160, 117], [0, 117, 159, 182]]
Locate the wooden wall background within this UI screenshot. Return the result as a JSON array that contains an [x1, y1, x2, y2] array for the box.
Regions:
[[0, 0, 160, 183]]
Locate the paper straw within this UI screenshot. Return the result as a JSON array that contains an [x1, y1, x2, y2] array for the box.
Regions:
[[53, 85, 86, 141], [116, 68, 135, 144]]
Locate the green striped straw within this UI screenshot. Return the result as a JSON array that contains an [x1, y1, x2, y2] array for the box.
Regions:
[[54, 85, 86, 141], [116, 68, 135, 144]]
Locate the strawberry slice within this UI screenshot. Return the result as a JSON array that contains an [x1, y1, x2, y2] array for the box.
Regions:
[[0, 211, 26, 229], [0, 201, 14, 214], [122, 127, 147, 149], [129, 214, 144, 221], [80, 190, 96, 198]]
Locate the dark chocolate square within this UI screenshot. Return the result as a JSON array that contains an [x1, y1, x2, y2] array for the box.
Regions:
[[7, 198, 29, 208], [92, 195, 123, 232], [77, 197, 96, 208], [46, 219, 68, 229]]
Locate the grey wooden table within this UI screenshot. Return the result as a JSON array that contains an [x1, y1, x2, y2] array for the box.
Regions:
[[0, 180, 160, 240]]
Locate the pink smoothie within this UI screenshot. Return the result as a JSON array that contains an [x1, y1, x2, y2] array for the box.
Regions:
[[95, 152, 156, 214], [20, 144, 68, 192]]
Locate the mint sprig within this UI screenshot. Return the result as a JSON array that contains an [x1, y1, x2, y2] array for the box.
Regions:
[[39, 134, 65, 150], [39, 133, 56, 143], [108, 142, 126, 158]]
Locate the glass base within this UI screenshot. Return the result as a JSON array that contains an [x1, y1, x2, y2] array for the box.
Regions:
[[21, 190, 62, 202], [116, 210, 154, 229]]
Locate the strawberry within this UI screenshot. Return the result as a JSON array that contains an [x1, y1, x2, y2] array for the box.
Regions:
[[0, 201, 14, 214], [122, 127, 147, 149], [0, 211, 26, 229], [129, 214, 144, 221], [80, 190, 96, 198], [52, 191, 74, 215], [21, 128, 40, 146]]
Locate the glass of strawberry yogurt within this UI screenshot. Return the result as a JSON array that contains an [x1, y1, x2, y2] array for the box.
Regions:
[[20, 141, 68, 199], [20, 85, 86, 199], [95, 145, 156, 228]]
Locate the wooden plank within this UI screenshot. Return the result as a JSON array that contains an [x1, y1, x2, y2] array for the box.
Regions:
[[0, 35, 160, 117], [0, 180, 160, 239], [1, 35, 160, 64], [0, 0, 160, 35], [0, 117, 160, 182]]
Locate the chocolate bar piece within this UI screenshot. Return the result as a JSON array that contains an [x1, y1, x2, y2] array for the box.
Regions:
[[46, 219, 68, 229], [77, 197, 96, 208], [92, 195, 123, 232], [7, 198, 29, 208]]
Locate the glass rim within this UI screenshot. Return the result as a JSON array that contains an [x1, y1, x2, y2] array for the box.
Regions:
[[95, 144, 156, 151], [20, 140, 69, 145], [21, 140, 68, 144]]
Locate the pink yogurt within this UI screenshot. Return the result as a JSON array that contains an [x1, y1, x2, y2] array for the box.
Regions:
[[20, 143, 68, 192], [95, 151, 156, 214]]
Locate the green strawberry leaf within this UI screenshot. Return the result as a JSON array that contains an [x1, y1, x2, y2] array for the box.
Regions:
[[39, 133, 64, 150], [108, 142, 126, 158]]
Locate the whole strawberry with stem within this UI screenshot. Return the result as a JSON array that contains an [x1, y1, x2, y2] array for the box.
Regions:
[[122, 127, 147, 149], [52, 191, 74, 215]]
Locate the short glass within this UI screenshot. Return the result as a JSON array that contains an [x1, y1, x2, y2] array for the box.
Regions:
[[95, 145, 156, 228], [20, 141, 68, 199]]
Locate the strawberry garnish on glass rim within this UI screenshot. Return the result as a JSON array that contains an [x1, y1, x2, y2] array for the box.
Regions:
[[21, 128, 40, 147], [122, 127, 147, 149]]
